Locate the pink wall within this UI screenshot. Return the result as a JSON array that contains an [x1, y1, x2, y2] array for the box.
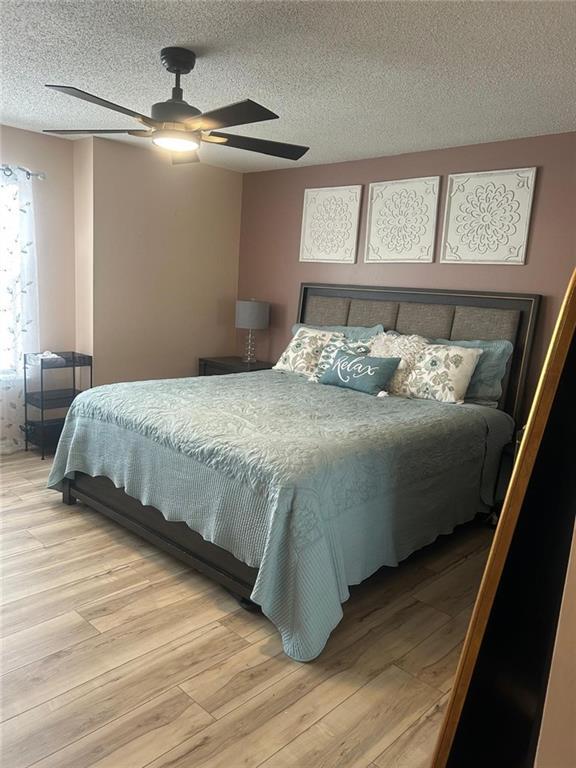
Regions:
[[238, 132, 576, 407]]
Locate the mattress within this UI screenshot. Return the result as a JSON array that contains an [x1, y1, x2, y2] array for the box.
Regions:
[[48, 369, 513, 661]]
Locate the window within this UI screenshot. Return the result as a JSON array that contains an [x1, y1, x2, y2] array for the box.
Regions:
[[0, 166, 39, 452]]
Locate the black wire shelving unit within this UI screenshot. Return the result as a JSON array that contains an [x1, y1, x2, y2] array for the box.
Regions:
[[22, 352, 93, 459]]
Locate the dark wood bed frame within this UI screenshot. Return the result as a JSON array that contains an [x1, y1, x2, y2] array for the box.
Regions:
[[60, 284, 541, 603]]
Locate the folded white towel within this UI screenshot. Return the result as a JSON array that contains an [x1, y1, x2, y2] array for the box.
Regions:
[[29, 351, 66, 364]]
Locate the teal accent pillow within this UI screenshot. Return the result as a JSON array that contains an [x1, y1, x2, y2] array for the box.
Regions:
[[434, 338, 514, 406], [320, 351, 401, 395], [291, 323, 384, 342], [313, 337, 372, 382]]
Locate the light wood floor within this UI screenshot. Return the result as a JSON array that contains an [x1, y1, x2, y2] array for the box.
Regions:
[[0, 451, 492, 768]]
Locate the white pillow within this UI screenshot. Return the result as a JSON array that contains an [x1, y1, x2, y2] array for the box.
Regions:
[[405, 344, 483, 403], [274, 328, 342, 380], [369, 331, 429, 396]]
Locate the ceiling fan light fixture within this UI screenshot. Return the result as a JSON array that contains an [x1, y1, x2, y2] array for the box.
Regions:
[[152, 130, 200, 152]]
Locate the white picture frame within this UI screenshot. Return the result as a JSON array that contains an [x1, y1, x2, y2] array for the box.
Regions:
[[440, 167, 537, 265], [299, 185, 362, 264], [364, 176, 440, 263]]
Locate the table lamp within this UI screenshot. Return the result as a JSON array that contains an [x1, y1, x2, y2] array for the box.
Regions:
[[235, 300, 270, 363]]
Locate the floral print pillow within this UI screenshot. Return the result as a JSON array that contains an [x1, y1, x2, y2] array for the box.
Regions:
[[369, 331, 429, 396], [312, 337, 372, 382], [405, 344, 483, 403], [274, 328, 342, 380]]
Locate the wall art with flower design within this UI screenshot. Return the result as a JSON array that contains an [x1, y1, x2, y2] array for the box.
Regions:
[[364, 176, 440, 263], [441, 168, 536, 265], [299, 186, 362, 263]]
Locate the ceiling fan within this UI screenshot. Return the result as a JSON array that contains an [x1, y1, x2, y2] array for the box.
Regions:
[[43, 47, 309, 164]]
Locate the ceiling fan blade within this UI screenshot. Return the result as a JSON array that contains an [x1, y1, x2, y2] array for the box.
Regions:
[[171, 151, 200, 165], [203, 132, 309, 160], [184, 99, 278, 131], [43, 129, 152, 136], [45, 85, 157, 127]]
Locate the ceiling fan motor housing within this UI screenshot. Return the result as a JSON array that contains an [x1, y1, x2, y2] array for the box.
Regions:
[[160, 47, 196, 75], [151, 99, 201, 123]]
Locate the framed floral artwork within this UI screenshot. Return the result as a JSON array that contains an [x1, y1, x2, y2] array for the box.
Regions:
[[440, 168, 537, 265], [364, 176, 440, 263], [299, 186, 362, 263]]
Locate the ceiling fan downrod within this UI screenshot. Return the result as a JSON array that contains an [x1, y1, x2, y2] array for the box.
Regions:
[[172, 72, 183, 102]]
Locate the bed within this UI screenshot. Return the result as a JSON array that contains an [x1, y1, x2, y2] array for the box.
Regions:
[[48, 284, 540, 661]]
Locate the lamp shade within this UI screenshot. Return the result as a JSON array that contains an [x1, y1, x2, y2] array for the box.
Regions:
[[235, 300, 270, 330]]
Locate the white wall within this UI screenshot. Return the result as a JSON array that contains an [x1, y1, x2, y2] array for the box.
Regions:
[[1, 125, 76, 351], [73, 139, 93, 356], [91, 138, 242, 384]]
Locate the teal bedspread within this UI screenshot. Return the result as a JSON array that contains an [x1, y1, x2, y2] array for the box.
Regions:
[[48, 370, 513, 661]]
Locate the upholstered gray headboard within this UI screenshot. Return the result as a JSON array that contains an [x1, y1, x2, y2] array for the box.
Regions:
[[297, 283, 541, 423]]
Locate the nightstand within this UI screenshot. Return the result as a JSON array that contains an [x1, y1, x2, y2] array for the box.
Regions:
[[492, 427, 525, 523], [22, 351, 93, 459], [198, 356, 274, 376]]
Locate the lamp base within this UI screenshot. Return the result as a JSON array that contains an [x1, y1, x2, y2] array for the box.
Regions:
[[243, 329, 256, 363]]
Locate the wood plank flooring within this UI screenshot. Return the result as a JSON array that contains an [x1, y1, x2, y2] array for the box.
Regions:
[[0, 451, 493, 768]]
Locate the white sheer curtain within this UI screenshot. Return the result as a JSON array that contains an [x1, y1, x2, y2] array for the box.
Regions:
[[0, 166, 39, 454]]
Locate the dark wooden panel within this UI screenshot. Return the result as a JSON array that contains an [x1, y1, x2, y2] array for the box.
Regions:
[[69, 474, 258, 599], [433, 268, 575, 767]]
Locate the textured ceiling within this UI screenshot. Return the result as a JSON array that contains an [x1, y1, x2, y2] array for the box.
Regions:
[[1, 1, 575, 172]]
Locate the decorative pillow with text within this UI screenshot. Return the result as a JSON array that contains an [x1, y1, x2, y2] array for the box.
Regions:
[[320, 351, 401, 395], [313, 337, 372, 382]]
